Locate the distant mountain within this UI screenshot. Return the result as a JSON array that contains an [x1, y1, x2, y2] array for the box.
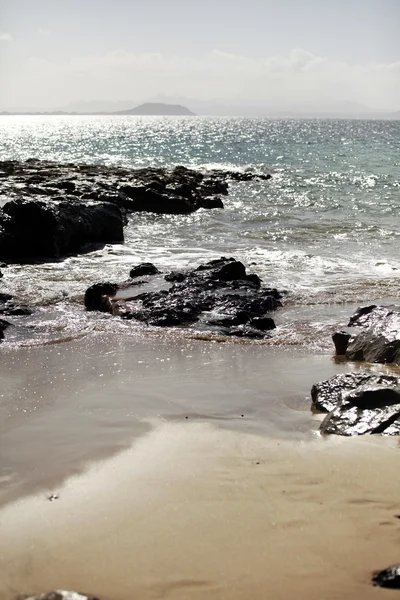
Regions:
[[1, 98, 398, 118], [116, 103, 195, 116], [143, 95, 400, 119], [63, 100, 137, 113]]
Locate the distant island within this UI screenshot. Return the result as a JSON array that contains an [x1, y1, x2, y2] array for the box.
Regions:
[[116, 103, 195, 116], [0, 102, 196, 117], [1, 99, 399, 119]]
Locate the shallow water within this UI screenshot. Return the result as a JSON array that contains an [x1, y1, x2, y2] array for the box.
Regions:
[[1, 331, 382, 506], [1, 116, 400, 349]]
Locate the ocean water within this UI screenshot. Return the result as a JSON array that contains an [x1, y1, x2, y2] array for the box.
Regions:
[[1, 115, 400, 349]]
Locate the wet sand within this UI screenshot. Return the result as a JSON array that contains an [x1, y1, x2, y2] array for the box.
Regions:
[[1, 333, 400, 599], [1, 422, 400, 600], [1, 332, 362, 505]]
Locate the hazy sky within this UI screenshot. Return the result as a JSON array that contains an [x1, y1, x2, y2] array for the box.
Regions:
[[1, 0, 399, 110]]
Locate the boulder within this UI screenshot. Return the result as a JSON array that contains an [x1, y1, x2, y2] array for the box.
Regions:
[[0, 199, 124, 261], [0, 318, 10, 340], [118, 185, 198, 214], [85, 257, 283, 339], [195, 257, 246, 280], [250, 316, 276, 331], [332, 305, 400, 365], [84, 282, 118, 312], [332, 330, 352, 355], [311, 371, 400, 435], [0, 292, 32, 316], [373, 565, 400, 589], [197, 196, 224, 210], [24, 591, 99, 600], [0, 292, 12, 302], [129, 262, 160, 278]]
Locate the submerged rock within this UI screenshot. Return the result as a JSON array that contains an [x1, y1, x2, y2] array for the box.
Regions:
[[85, 257, 283, 339], [24, 591, 99, 600], [0, 292, 32, 317], [332, 305, 400, 365], [0, 198, 124, 261], [311, 371, 400, 435], [129, 262, 160, 278], [373, 565, 400, 589]]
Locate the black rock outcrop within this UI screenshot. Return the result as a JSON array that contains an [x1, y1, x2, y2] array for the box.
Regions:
[[0, 160, 272, 219], [85, 257, 283, 339], [0, 291, 32, 317], [373, 565, 400, 589], [311, 371, 400, 435], [129, 263, 160, 278], [0, 317, 10, 340], [332, 305, 400, 365], [24, 592, 99, 600], [0, 198, 124, 261]]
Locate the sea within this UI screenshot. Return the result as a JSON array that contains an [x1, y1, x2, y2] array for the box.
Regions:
[[0, 115, 399, 350]]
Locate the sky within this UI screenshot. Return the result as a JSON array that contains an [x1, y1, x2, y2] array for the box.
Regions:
[[0, 0, 399, 111]]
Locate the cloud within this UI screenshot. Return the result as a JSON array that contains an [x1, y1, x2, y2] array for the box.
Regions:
[[37, 28, 51, 36], [3, 48, 400, 110], [0, 32, 13, 41]]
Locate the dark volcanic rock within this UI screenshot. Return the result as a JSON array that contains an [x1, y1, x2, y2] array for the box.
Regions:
[[332, 305, 400, 365], [348, 304, 379, 327], [0, 292, 32, 316], [24, 591, 99, 600], [0, 318, 11, 340], [85, 257, 283, 339], [332, 330, 352, 355], [118, 185, 197, 214], [197, 196, 224, 210], [195, 257, 246, 280], [0, 292, 13, 302], [373, 565, 400, 589], [250, 316, 276, 331], [165, 271, 186, 282], [0, 303, 32, 316], [311, 371, 400, 435], [84, 282, 118, 312], [208, 169, 272, 182], [0, 160, 273, 227], [311, 371, 400, 413], [226, 325, 266, 339], [0, 199, 124, 261], [129, 262, 160, 278]]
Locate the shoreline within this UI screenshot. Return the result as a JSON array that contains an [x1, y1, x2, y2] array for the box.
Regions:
[[2, 330, 400, 507], [1, 332, 400, 599], [1, 421, 399, 600], [0, 332, 366, 507]]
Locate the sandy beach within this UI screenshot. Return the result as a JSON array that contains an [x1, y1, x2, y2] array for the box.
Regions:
[[1, 333, 400, 599], [1, 421, 400, 600]]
